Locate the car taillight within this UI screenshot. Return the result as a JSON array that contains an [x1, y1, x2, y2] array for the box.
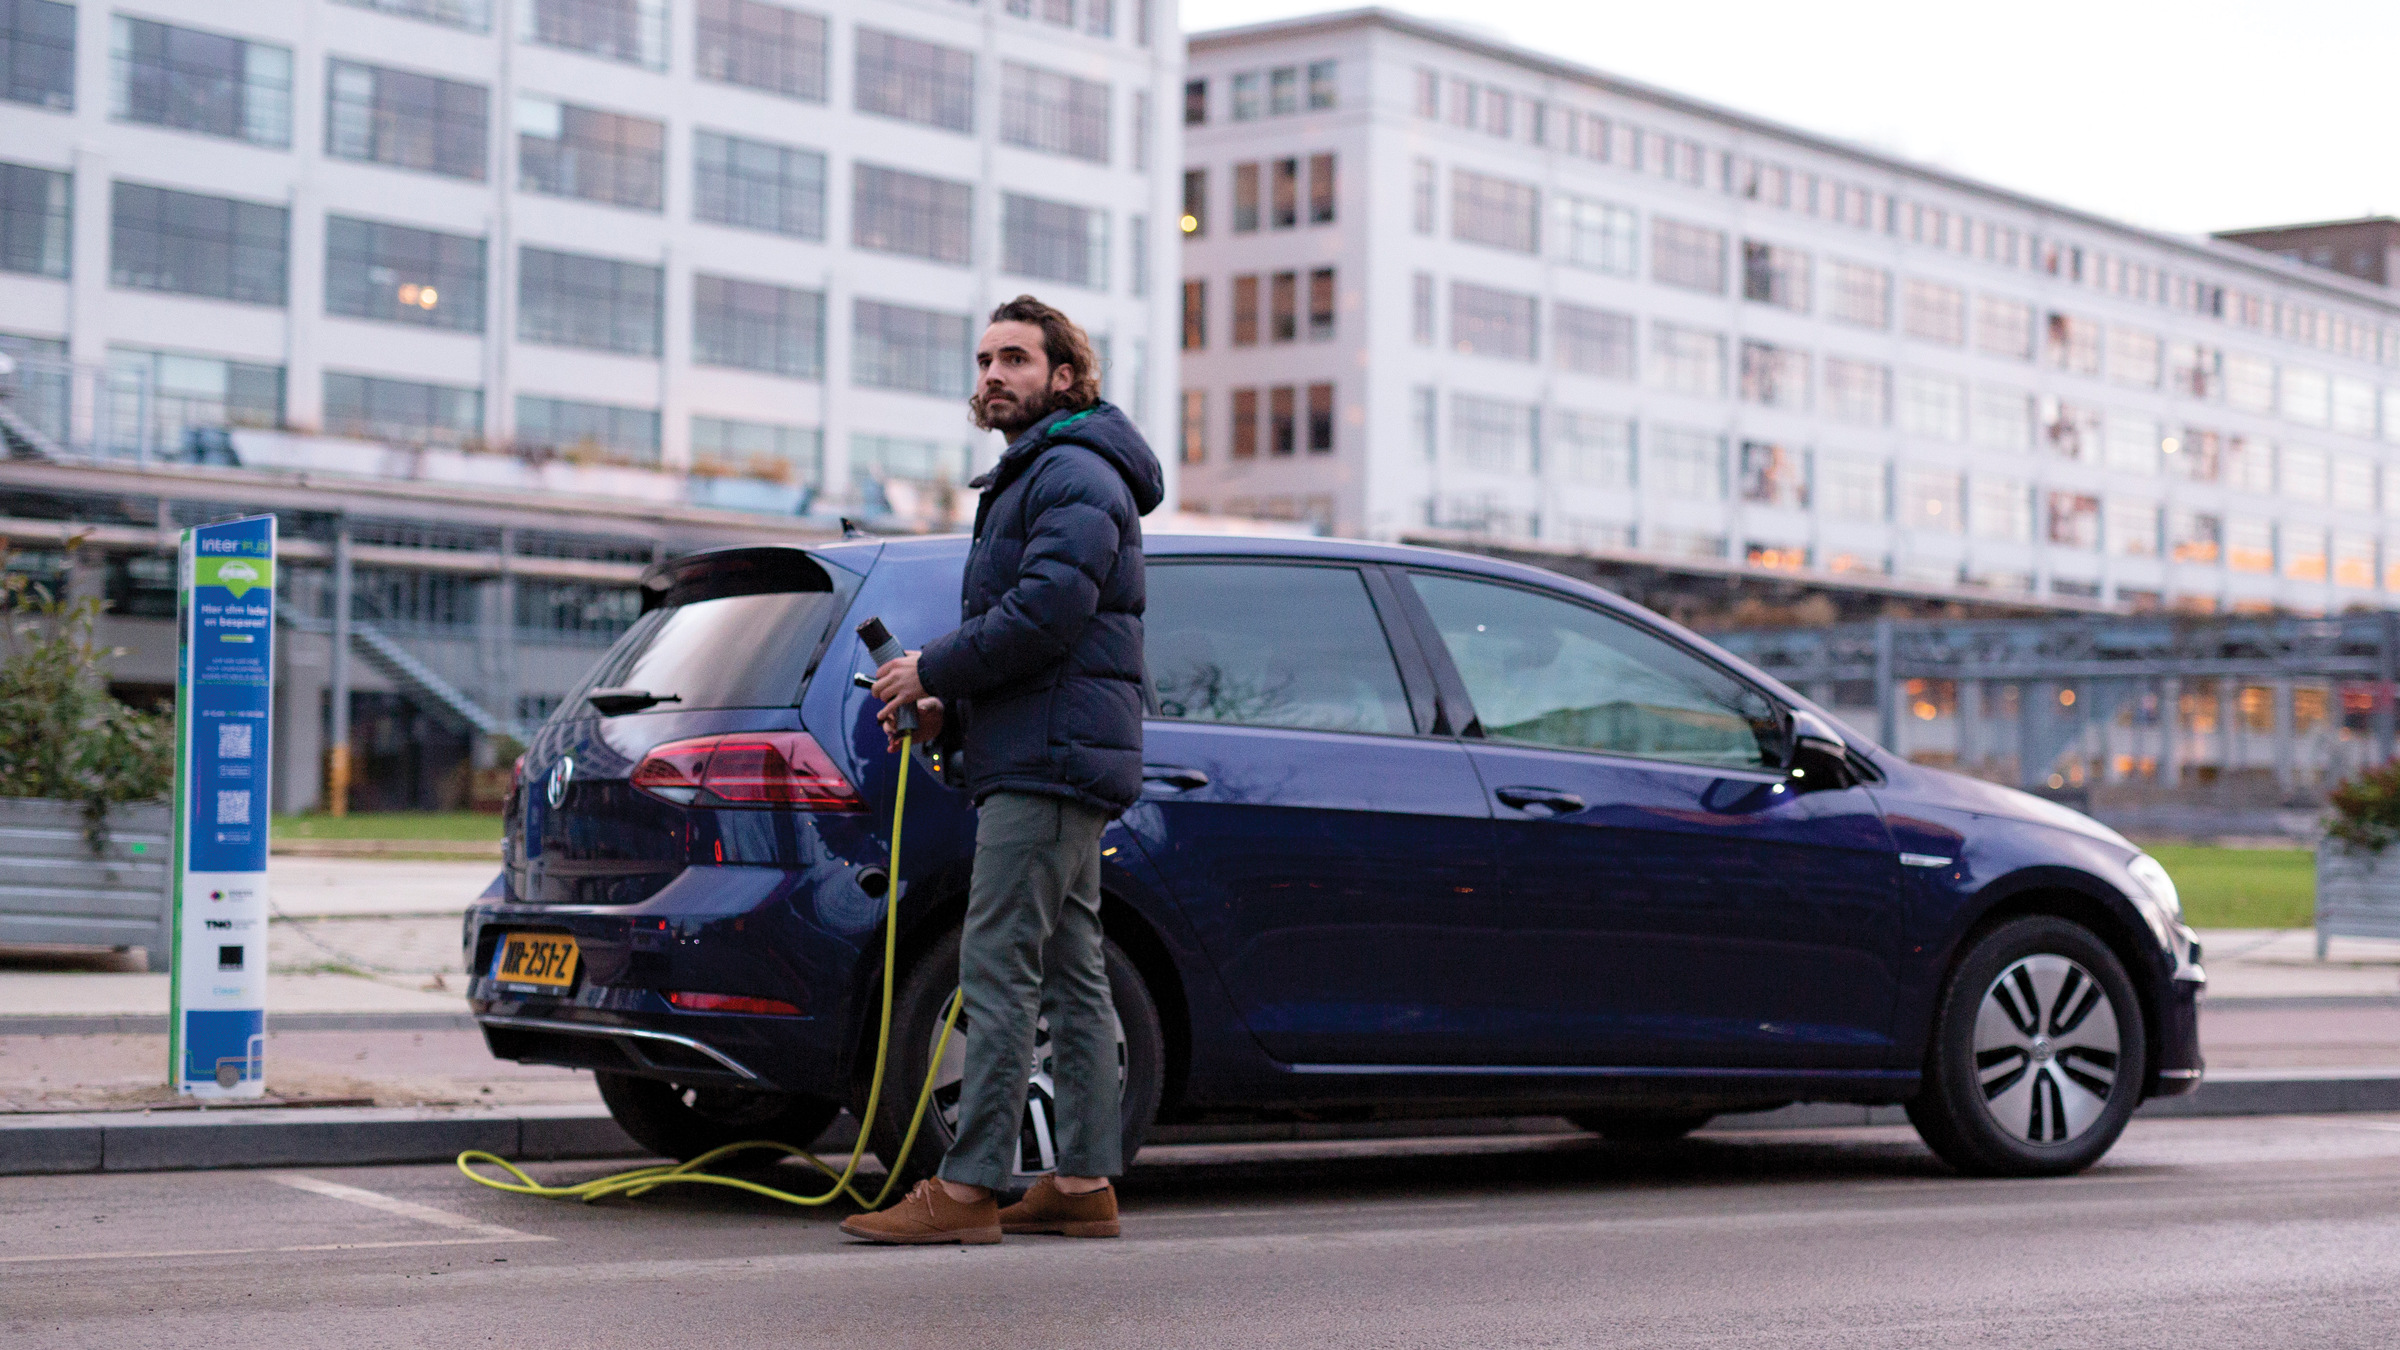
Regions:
[[666, 990, 803, 1016], [629, 731, 864, 811]]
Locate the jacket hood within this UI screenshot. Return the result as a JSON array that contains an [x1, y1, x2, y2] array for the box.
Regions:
[[978, 401, 1165, 516]]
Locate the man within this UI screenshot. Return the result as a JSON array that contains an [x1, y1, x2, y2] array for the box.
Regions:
[[842, 296, 1163, 1246]]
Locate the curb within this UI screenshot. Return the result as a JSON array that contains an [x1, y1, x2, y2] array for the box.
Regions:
[[8, 1071, 2400, 1177], [0, 1012, 479, 1037]]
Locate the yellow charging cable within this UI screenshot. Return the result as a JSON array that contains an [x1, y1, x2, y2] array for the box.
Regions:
[[457, 731, 963, 1211]]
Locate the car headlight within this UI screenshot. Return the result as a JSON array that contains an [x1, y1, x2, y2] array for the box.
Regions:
[[2127, 853, 2181, 920]]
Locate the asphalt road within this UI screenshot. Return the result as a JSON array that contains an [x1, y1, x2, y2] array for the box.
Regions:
[[8, 1115, 2400, 1348]]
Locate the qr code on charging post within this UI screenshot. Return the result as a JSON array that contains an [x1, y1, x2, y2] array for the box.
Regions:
[[217, 722, 253, 759], [215, 790, 251, 825]]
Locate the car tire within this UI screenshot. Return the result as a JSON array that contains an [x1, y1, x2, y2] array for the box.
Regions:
[[594, 1071, 842, 1164], [1906, 915, 2148, 1178], [1567, 1111, 1715, 1142], [861, 925, 1166, 1193]]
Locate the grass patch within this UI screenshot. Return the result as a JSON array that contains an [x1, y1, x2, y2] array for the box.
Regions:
[[2141, 844, 2316, 929], [273, 811, 502, 842]]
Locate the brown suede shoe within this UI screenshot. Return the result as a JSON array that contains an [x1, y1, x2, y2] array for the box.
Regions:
[[839, 1180, 1002, 1245], [997, 1176, 1120, 1238]]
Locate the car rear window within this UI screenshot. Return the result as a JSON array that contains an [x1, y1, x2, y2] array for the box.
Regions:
[[562, 560, 845, 716]]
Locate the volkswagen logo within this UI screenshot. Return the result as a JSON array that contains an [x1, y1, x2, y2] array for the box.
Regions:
[[546, 756, 574, 809]]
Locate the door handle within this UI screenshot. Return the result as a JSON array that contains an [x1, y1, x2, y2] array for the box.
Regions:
[[1495, 786, 1585, 816], [1142, 765, 1210, 792]]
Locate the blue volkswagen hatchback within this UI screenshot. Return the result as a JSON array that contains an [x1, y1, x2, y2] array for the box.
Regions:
[[465, 534, 2204, 1179]]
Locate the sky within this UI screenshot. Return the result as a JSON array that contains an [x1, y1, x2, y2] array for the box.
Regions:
[[1181, 0, 2396, 240]]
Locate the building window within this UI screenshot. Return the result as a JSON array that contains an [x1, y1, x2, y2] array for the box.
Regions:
[[1905, 468, 1965, 534], [695, 0, 826, 101], [692, 415, 821, 483], [1180, 388, 1204, 463], [1413, 386, 1437, 461], [1648, 425, 1724, 500], [2224, 351, 2274, 413], [325, 216, 484, 331], [322, 372, 481, 447], [110, 183, 287, 305], [1739, 440, 1806, 508], [1001, 62, 1110, 163], [2169, 510, 2221, 564], [1897, 370, 1967, 441], [1556, 302, 1635, 381], [1132, 89, 1152, 172], [2109, 326, 2162, 389], [1451, 282, 1538, 362], [334, 0, 495, 30], [1307, 59, 1337, 109], [1231, 274, 1258, 346], [2045, 491, 2101, 549], [1307, 382, 1334, 453], [1307, 267, 1335, 341], [1308, 152, 1336, 225], [2045, 311, 2101, 375], [1231, 70, 1259, 120], [1646, 321, 1724, 397], [1411, 272, 1433, 345], [1739, 340, 1810, 409], [327, 59, 489, 180], [1269, 385, 1296, 454], [1820, 455, 1886, 522], [516, 96, 664, 211], [1270, 157, 1299, 229], [2281, 443, 2330, 500], [694, 274, 824, 379], [1742, 240, 1810, 312], [111, 16, 291, 148], [855, 28, 974, 133], [1412, 158, 1436, 235], [1452, 169, 1539, 254], [1181, 168, 1205, 236], [1232, 162, 1259, 232], [1825, 259, 1889, 328], [1001, 193, 1108, 290], [0, 160, 70, 278], [1181, 279, 1205, 350], [2104, 411, 2159, 475], [1129, 214, 1148, 297], [853, 298, 971, 398], [520, 0, 667, 70], [1447, 395, 1532, 475], [2, 0, 75, 111], [515, 394, 659, 462], [2226, 516, 2273, 573], [516, 246, 662, 356], [694, 130, 825, 239], [1557, 194, 1635, 275], [1269, 270, 1296, 342], [1556, 411, 1632, 488], [1901, 278, 1965, 345], [1974, 295, 2033, 360], [853, 164, 973, 266], [1970, 385, 2033, 450], [1264, 65, 1295, 116], [2108, 500, 2160, 558], [2042, 399, 2101, 460], [1231, 387, 1258, 458], [1823, 356, 1891, 426], [107, 348, 283, 449], [1650, 216, 1726, 293], [2333, 377, 2378, 438], [1971, 476, 2032, 542], [852, 432, 967, 491]]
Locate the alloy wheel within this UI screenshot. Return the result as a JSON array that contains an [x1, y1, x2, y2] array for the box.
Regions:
[[1972, 954, 2123, 1145]]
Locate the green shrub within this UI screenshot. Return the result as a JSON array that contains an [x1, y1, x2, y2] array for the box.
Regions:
[[2327, 760, 2400, 852], [0, 559, 175, 836]]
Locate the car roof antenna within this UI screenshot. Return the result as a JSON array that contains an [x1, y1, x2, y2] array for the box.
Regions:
[[839, 517, 879, 539]]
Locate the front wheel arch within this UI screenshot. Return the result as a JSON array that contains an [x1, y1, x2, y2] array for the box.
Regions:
[[1948, 880, 2168, 1101]]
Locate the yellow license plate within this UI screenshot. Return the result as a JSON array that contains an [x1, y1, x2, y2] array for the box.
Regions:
[[493, 932, 580, 990]]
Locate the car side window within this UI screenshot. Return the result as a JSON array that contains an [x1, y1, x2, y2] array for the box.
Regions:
[[1147, 563, 1415, 735], [1409, 571, 1781, 768]]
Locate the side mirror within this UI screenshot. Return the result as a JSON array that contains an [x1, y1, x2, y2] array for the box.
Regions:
[[1785, 709, 1856, 790]]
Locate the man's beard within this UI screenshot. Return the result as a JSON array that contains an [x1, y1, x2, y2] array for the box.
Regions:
[[971, 383, 1057, 437]]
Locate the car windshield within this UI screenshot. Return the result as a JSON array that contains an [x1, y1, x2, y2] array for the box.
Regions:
[[564, 590, 841, 715]]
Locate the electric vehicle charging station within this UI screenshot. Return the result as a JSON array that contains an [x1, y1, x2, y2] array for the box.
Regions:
[[168, 514, 276, 1098]]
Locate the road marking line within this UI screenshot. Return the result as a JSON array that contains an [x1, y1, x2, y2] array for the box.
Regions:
[[270, 1173, 549, 1241], [0, 1235, 550, 1266]]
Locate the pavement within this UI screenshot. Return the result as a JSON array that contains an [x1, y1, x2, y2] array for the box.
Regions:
[[9, 859, 2400, 1174], [10, 1113, 2400, 1347]]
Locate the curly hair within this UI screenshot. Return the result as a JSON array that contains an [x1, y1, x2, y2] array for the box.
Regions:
[[972, 294, 1102, 430]]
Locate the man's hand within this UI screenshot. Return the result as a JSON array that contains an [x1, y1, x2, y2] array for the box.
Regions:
[[872, 651, 929, 707], [877, 696, 943, 754]]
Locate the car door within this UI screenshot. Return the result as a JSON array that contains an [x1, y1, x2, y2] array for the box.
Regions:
[[1396, 568, 1905, 1069], [1131, 558, 1504, 1066]]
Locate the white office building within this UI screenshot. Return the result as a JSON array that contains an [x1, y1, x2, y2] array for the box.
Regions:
[[1179, 8, 2400, 615], [0, 0, 1181, 518]]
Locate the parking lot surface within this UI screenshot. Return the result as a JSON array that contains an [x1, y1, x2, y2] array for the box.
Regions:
[[8, 1113, 2400, 1348]]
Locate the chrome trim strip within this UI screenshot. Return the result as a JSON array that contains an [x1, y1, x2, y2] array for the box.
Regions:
[[476, 1014, 762, 1082], [2157, 1068, 2204, 1080], [1898, 853, 1955, 868]]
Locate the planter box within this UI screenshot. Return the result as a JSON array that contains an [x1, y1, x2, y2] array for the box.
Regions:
[[2314, 839, 2400, 958], [0, 797, 174, 970]]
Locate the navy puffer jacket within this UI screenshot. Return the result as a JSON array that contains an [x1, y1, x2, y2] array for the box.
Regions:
[[917, 401, 1165, 816]]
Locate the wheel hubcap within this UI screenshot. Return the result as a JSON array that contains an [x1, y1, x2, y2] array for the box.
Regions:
[[930, 1004, 1127, 1178], [1973, 954, 2121, 1146]]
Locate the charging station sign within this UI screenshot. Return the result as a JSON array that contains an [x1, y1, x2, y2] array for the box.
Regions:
[[168, 514, 276, 1097]]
